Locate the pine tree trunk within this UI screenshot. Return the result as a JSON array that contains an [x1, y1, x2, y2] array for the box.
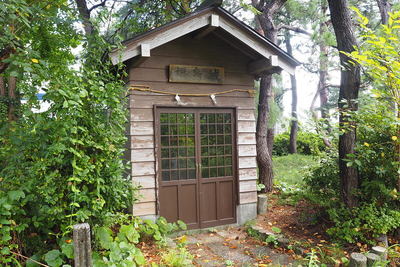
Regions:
[[74, 0, 94, 36], [7, 76, 17, 122], [0, 77, 4, 97], [285, 32, 298, 154], [257, 75, 274, 192], [328, 0, 361, 208], [397, 109, 400, 192], [376, 0, 391, 25], [267, 127, 274, 157], [256, 17, 276, 192], [318, 2, 329, 120], [252, 0, 286, 192], [318, 45, 329, 120]]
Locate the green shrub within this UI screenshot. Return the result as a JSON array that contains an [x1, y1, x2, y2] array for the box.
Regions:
[[92, 216, 187, 267], [161, 247, 194, 267], [0, 23, 133, 265], [273, 131, 326, 156], [326, 203, 400, 244], [303, 153, 340, 205], [303, 97, 399, 244]]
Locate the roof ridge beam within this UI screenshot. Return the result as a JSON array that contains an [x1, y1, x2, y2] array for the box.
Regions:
[[248, 55, 282, 76], [194, 14, 220, 39]]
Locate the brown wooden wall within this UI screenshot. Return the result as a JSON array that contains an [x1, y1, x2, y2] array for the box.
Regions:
[[128, 33, 258, 217]]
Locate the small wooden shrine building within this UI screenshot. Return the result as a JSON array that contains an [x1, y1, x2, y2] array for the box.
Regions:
[[110, 3, 299, 229]]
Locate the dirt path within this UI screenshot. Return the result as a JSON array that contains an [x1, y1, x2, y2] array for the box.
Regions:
[[174, 226, 301, 267]]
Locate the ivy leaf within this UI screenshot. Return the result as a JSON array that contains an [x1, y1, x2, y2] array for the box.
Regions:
[[26, 254, 42, 267], [96, 226, 113, 250], [0, 219, 11, 224], [133, 249, 146, 266], [7, 190, 25, 201], [118, 224, 139, 244], [44, 249, 63, 267], [177, 220, 187, 231], [61, 242, 74, 259], [271, 226, 282, 234]]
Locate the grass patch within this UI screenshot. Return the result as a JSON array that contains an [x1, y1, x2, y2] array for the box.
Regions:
[[273, 154, 318, 186]]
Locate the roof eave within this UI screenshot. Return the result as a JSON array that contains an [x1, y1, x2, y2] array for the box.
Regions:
[[109, 6, 300, 73]]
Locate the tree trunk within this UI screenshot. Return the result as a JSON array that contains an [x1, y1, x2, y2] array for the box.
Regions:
[[397, 109, 400, 192], [376, 0, 391, 25], [256, 75, 274, 192], [328, 0, 361, 208], [285, 32, 298, 154], [0, 76, 5, 122], [267, 127, 274, 156], [75, 0, 94, 36], [318, 43, 329, 120], [317, 2, 329, 121], [253, 0, 286, 192], [0, 76, 5, 97], [7, 76, 17, 121]]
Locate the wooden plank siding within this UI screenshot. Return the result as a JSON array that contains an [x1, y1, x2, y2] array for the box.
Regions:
[[128, 34, 258, 216], [236, 108, 258, 204]]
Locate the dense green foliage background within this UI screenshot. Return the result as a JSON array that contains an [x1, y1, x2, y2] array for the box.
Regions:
[[273, 131, 326, 156]]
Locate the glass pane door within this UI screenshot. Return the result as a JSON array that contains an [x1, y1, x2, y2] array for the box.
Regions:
[[159, 112, 196, 181], [199, 112, 234, 179]]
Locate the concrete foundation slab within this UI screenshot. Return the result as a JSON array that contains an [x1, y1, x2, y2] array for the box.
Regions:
[[236, 202, 257, 225]]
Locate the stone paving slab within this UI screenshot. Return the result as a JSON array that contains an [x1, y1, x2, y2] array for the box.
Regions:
[[207, 241, 255, 264]]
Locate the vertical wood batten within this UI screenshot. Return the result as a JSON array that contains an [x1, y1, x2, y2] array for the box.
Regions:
[[138, 188, 157, 202], [239, 191, 258, 204], [237, 109, 256, 121], [132, 175, 156, 189], [236, 106, 257, 203], [133, 201, 156, 216], [238, 144, 257, 157], [130, 121, 154, 135], [131, 148, 155, 162], [239, 180, 257, 192], [129, 108, 154, 122], [239, 168, 258, 181]]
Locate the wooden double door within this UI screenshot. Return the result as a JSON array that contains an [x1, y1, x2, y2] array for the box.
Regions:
[[157, 108, 237, 229]]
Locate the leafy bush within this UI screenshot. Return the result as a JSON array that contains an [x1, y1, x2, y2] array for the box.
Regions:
[[326, 203, 400, 244], [161, 247, 194, 267], [0, 15, 134, 265], [92, 216, 187, 267], [303, 97, 399, 244], [273, 131, 326, 156], [303, 154, 340, 205]]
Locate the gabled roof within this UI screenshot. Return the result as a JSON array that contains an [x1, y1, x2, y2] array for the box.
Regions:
[[109, 6, 300, 75]]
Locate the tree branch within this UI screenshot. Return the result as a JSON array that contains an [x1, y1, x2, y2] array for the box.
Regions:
[[278, 24, 311, 36], [266, 0, 286, 15], [88, 0, 108, 12], [324, 84, 340, 89], [251, 0, 263, 12]]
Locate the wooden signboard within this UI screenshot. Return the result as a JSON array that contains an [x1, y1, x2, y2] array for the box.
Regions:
[[169, 64, 224, 84]]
